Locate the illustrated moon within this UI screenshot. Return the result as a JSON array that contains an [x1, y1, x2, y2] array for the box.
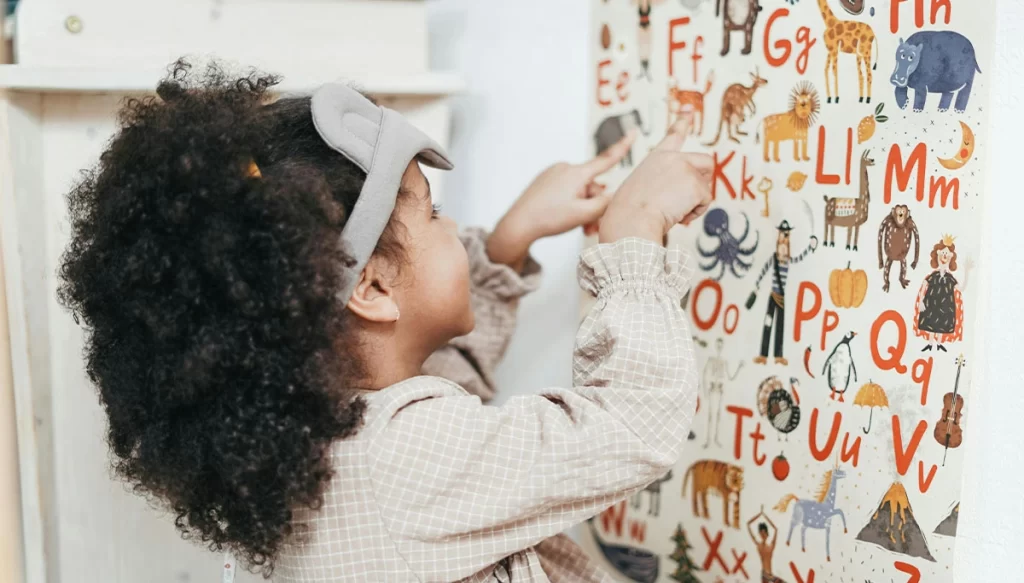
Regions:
[[938, 121, 975, 170]]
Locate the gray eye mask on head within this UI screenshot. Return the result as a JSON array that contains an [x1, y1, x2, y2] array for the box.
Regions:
[[310, 83, 453, 304]]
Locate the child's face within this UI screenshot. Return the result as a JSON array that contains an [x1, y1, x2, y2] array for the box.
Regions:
[[392, 161, 474, 343]]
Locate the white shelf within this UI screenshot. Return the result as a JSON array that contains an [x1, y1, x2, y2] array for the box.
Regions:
[[0, 66, 466, 97]]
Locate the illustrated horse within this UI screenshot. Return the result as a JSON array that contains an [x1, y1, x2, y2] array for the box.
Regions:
[[772, 462, 848, 561]]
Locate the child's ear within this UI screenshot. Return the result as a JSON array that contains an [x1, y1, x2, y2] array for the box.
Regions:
[[346, 257, 401, 324]]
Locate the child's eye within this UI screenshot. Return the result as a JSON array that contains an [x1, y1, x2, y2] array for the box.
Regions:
[[431, 203, 443, 218]]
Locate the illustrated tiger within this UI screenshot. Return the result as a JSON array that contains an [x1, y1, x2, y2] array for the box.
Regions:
[[682, 459, 744, 529]]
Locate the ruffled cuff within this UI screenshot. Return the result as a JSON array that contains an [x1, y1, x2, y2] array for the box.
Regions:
[[460, 227, 543, 301], [578, 237, 695, 300]]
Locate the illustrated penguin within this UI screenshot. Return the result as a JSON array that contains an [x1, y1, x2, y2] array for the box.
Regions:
[[822, 331, 858, 402]]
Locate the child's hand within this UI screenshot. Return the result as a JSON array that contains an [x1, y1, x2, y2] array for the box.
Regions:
[[487, 132, 636, 270], [599, 116, 713, 245]]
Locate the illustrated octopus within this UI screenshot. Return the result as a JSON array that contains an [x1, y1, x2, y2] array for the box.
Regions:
[[757, 376, 802, 441], [698, 208, 759, 280]]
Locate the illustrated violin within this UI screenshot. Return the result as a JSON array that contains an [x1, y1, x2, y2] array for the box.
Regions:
[[933, 354, 966, 466]]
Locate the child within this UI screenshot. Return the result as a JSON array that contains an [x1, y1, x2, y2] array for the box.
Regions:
[[57, 61, 712, 582]]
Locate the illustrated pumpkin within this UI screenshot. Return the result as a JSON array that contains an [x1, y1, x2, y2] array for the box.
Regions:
[[772, 453, 790, 481], [829, 261, 868, 308]]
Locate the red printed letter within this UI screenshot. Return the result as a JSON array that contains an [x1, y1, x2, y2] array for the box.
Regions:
[[885, 143, 927, 204], [892, 416, 927, 476], [821, 310, 839, 352], [912, 357, 933, 405], [894, 560, 921, 583], [691, 279, 723, 332], [728, 406, 754, 461], [871, 310, 908, 374], [668, 17, 691, 78], [794, 282, 821, 345], [751, 422, 768, 466], [597, 60, 613, 107], [763, 9, 791, 67], [702, 528, 729, 572], [808, 409, 841, 462], [790, 562, 816, 583], [815, 126, 840, 185], [599, 501, 627, 536]]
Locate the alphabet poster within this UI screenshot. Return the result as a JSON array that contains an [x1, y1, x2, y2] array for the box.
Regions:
[[580, 1, 990, 582]]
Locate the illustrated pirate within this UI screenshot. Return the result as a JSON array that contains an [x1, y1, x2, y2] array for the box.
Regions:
[[748, 220, 818, 365]]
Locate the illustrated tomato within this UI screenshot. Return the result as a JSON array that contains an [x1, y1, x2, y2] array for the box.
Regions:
[[772, 453, 790, 481]]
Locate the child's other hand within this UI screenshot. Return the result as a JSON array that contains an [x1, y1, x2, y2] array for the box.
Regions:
[[487, 131, 635, 269], [599, 116, 713, 245]]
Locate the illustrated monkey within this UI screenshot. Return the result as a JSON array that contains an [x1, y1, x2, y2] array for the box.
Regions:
[[877, 204, 920, 292]]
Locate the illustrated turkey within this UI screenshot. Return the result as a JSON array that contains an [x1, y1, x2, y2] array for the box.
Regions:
[[757, 376, 802, 441]]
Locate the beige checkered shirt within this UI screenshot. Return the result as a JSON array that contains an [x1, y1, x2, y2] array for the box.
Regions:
[[274, 229, 698, 582]]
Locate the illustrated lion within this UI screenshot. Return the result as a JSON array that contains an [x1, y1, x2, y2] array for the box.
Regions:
[[758, 81, 821, 163]]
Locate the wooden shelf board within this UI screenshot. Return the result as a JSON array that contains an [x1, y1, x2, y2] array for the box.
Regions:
[[0, 66, 465, 96]]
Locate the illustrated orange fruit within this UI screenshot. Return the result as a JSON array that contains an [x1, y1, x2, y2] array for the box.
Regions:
[[857, 103, 889, 144]]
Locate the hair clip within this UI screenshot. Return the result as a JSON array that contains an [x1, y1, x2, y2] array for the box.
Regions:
[[246, 160, 262, 179]]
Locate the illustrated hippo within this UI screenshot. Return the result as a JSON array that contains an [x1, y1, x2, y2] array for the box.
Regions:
[[594, 109, 650, 168], [890, 31, 982, 113]]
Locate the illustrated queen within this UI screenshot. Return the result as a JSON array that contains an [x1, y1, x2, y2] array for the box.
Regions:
[[913, 234, 972, 352]]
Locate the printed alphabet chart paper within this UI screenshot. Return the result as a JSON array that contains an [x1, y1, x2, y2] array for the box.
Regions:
[[580, 1, 991, 582]]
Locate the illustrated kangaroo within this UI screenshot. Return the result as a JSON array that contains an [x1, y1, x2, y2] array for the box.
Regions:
[[823, 150, 875, 250], [706, 69, 768, 146], [632, 470, 673, 517]]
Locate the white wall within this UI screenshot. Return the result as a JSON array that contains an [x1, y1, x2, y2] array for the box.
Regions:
[[427, 0, 592, 399], [428, 0, 1024, 579], [954, 0, 1024, 579]]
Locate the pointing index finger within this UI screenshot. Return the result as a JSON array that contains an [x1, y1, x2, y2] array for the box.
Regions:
[[653, 115, 693, 152], [581, 130, 638, 178], [684, 152, 715, 174]]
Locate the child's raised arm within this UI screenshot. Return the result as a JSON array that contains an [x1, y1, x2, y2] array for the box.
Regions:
[[365, 120, 712, 581], [368, 238, 695, 580], [422, 134, 636, 401]]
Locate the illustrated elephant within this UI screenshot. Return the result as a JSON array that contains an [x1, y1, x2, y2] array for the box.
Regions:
[[593, 109, 651, 168]]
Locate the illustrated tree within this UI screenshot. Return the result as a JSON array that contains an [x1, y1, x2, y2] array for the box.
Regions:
[[668, 523, 701, 583]]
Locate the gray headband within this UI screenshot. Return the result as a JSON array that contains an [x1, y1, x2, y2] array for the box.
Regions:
[[310, 84, 453, 304]]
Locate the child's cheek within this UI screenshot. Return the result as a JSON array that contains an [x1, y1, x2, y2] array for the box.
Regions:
[[449, 240, 473, 331], [424, 235, 471, 321]]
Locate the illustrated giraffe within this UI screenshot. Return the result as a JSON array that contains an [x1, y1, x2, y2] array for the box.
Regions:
[[816, 0, 878, 104]]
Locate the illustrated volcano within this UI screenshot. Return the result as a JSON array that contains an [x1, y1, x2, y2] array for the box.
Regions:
[[855, 481, 935, 562], [934, 503, 960, 537]]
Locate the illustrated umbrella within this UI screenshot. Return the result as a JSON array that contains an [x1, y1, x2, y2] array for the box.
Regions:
[[854, 381, 889, 434]]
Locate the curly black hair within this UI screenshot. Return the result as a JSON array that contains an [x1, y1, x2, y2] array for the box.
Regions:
[[56, 59, 411, 575]]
